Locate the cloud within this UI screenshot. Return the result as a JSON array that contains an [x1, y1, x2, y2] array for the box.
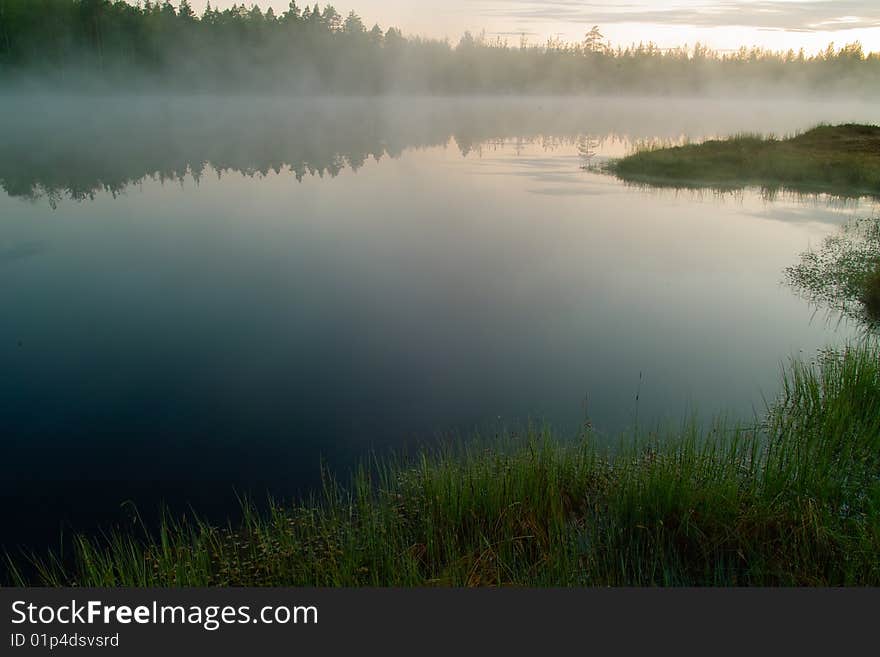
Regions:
[[474, 1, 880, 32], [489, 30, 540, 36]]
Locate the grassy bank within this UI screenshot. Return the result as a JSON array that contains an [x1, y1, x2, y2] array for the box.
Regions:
[[608, 124, 880, 197], [8, 344, 880, 586]]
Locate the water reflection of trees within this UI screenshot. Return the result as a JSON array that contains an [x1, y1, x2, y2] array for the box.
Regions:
[[0, 98, 673, 206], [3, 97, 878, 208]]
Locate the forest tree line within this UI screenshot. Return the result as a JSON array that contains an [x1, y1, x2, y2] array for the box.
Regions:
[[1, 0, 879, 94]]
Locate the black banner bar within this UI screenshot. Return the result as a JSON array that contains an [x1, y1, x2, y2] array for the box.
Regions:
[[2, 588, 877, 655]]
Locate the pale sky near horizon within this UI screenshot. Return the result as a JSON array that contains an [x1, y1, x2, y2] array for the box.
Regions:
[[185, 1, 880, 54]]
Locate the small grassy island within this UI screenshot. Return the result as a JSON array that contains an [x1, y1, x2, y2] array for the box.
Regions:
[[608, 123, 880, 198]]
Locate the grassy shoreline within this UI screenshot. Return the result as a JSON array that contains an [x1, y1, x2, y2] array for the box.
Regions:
[[607, 124, 880, 198], [9, 343, 880, 586]]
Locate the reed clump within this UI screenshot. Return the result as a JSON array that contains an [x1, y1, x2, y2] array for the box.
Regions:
[[786, 216, 880, 325]]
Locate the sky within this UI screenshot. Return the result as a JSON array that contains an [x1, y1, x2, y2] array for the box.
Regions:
[[188, 0, 880, 54]]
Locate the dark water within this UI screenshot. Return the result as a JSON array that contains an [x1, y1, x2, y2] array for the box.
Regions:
[[1, 96, 876, 552]]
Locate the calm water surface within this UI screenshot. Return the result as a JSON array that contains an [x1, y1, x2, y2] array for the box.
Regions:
[[1, 97, 876, 549]]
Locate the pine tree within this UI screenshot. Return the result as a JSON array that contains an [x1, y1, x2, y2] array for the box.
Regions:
[[178, 0, 195, 21], [284, 1, 301, 22], [584, 25, 605, 54], [344, 11, 364, 35]]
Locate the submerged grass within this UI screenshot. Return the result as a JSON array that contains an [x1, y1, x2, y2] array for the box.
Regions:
[[8, 344, 880, 586], [607, 124, 880, 198]]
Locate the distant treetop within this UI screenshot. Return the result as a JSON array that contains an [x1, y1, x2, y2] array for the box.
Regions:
[[0, 0, 877, 94]]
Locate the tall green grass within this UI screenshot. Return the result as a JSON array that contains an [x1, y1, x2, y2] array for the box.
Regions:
[[8, 344, 880, 586]]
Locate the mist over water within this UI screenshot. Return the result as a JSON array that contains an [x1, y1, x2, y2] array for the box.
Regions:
[[3, 95, 880, 205], [1, 96, 877, 551]]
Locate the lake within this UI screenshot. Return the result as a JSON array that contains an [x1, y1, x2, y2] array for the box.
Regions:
[[1, 96, 876, 551]]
